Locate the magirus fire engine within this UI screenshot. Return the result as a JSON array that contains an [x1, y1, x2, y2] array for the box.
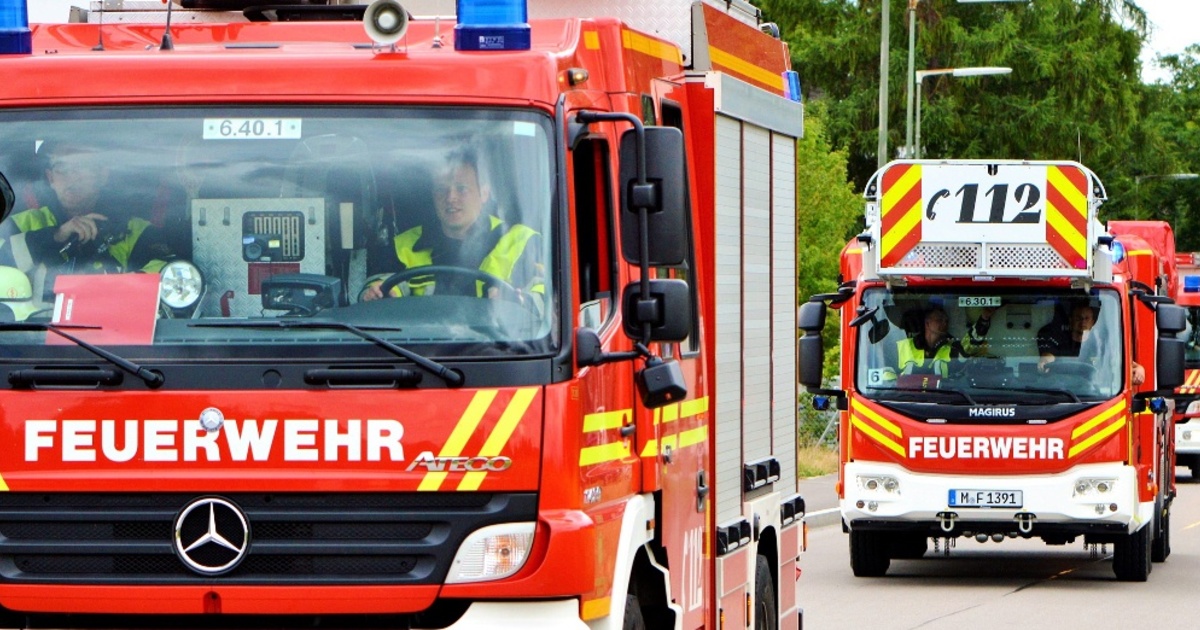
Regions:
[[0, 0, 804, 627], [798, 160, 1185, 581]]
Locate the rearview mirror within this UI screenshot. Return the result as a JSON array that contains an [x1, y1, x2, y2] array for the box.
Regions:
[[619, 126, 687, 266]]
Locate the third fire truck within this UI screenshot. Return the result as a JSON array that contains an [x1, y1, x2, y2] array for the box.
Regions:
[[799, 160, 1185, 581]]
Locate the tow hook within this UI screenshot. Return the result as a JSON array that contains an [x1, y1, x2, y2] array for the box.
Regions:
[[1015, 512, 1036, 534], [936, 511, 958, 533]]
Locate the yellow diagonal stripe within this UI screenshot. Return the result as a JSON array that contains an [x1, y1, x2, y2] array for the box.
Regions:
[[881, 203, 921, 255], [661, 403, 680, 425], [881, 165, 922, 217], [708, 46, 784, 90], [0, 475, 8, 492], [459, 388, 538, 491], [680, 396, 709, 418], [583, 31, 600, 50], [641, 438, 658, 458], [581, 597, 610, 621], [850, 417, 906, 458], [851, 398, 902, 438], [1047, 166, 1088, 216], [1044, 206, 1087, 258], [580, 441, 633, 467], [418, 390, 497, 491], [1068, 418, 1126, 459], [584, 409, 630, 433], [1071, 400, 1126, 439]]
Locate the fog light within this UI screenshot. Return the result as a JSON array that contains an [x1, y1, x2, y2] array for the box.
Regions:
[[866, 479, 879, 490], [1096, 482, 1110, 493], [445, 522, 535, 583], [1109, 503, 1118, 512], [1095, 504, 1106, 515], [867, 501, 878, 512], [1075, 482, 1088, 494], [1185, 431, 1192, 440], [855, 500, 865, 509], [883, 478, 899, 492]]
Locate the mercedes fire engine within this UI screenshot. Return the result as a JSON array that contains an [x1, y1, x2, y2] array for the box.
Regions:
[[0, 0, 805, 627], [798, 160, 1185, 582]]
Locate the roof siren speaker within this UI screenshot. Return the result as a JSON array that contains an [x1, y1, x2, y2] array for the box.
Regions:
[[364, 0, 409, 46]]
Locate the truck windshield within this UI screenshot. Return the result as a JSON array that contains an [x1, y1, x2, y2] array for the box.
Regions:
[[1181, 306, 1200, 368], [0, 107, 556, 360], [855, 287, 1125, 404]]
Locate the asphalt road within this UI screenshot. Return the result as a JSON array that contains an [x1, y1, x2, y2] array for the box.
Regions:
[[797, 471, 1200, 630]]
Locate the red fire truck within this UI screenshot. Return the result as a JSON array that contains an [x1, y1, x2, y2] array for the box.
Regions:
[[798, 160, 1185, 582], [1170, 251, 1200, 475], [0, 0, 805, 627]]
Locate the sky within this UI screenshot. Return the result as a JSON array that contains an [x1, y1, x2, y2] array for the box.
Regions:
[[23, 0, 1200, 83], [1135, 0, 1200, 83]]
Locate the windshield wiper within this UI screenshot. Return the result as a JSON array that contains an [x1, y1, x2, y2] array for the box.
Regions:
[[0, 322, 163, 387], [191, 320, 464, 386], [873, 386, 977, 404], [970, 385, 1081, 404]]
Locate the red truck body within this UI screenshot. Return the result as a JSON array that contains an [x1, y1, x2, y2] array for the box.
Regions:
[[0, 1, 805, 627]]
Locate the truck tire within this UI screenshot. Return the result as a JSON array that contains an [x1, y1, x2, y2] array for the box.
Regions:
[[849, 530, 890, 577], [1113, 523, 1152, 581], [1152, 506, 1171, 562], [754, 555, 778, 630], [889, 533, 928, 559], [623, 593, 646, 630]]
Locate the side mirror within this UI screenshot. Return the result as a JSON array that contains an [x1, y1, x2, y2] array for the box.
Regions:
[[798, 300, 826, 333], [1157, 303, 1186, 335], [798, 334, 825, 389], [575, 327, 605, 368], [1157, 337, 1185, 391], [619, 126, 687, 266], [622, 279, 691, 342]]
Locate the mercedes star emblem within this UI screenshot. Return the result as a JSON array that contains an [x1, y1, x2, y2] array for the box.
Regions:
[[173, 497, 250, 576]]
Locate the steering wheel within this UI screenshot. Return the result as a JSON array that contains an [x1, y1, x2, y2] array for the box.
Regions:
[[377, 265, 521, 302], [1044, 358, 1097, 380]]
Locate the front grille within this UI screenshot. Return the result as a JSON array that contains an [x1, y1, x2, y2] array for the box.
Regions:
[[0, 492, 537, 585]]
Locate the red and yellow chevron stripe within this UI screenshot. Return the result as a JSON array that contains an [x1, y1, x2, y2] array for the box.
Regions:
[[879, 164, 923, 268], [849, 398, 906, 458], [1068, 399, 1126, 459], [1045, 164, 1089, 270]]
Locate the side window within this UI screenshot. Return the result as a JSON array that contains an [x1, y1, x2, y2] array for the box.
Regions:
[[572, 137, 616, 330], [659, 100, 700, 356]]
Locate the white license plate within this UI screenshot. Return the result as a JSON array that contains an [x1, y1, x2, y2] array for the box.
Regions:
[[948, 489, 1023, 508]]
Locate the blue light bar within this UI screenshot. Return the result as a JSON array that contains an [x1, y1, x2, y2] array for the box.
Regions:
[[1185, 276, 1200, 293], [455, 0, 530, 51], [0, 0, 31, 55], [783, 70, 802, 102]]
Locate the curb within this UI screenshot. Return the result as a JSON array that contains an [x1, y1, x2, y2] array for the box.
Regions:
[[802, 507, 841, 530]]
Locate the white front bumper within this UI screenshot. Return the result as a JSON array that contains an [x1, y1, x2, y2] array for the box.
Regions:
[[431, 600, 588, 630], [841, 461, 1150, 533], [1176, 421, 1200, 456]]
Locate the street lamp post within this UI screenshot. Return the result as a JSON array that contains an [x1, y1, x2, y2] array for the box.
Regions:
[[914, 66, 1012, 159], [878, 0, 891, 169], [1135, 173, 1199, 220], [902, 0, 1028, 157]]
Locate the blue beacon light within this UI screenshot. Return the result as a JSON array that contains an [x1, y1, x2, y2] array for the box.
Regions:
[[0, 0, 32, 55], [455, 0, 530, 51]]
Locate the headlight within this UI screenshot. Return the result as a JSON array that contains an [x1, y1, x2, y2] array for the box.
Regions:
[[445, 522, 535, 584], [159, 260, 203, 309], [857, 475, 900, 494], [1073, 478, 1116, 497]]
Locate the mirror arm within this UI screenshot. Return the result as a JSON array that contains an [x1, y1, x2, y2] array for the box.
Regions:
[[575, 111, 655, 346]]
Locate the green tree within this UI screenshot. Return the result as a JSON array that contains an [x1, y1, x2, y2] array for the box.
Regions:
[[796, 101, 862, 378], [760, 0, 1162, 191]]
